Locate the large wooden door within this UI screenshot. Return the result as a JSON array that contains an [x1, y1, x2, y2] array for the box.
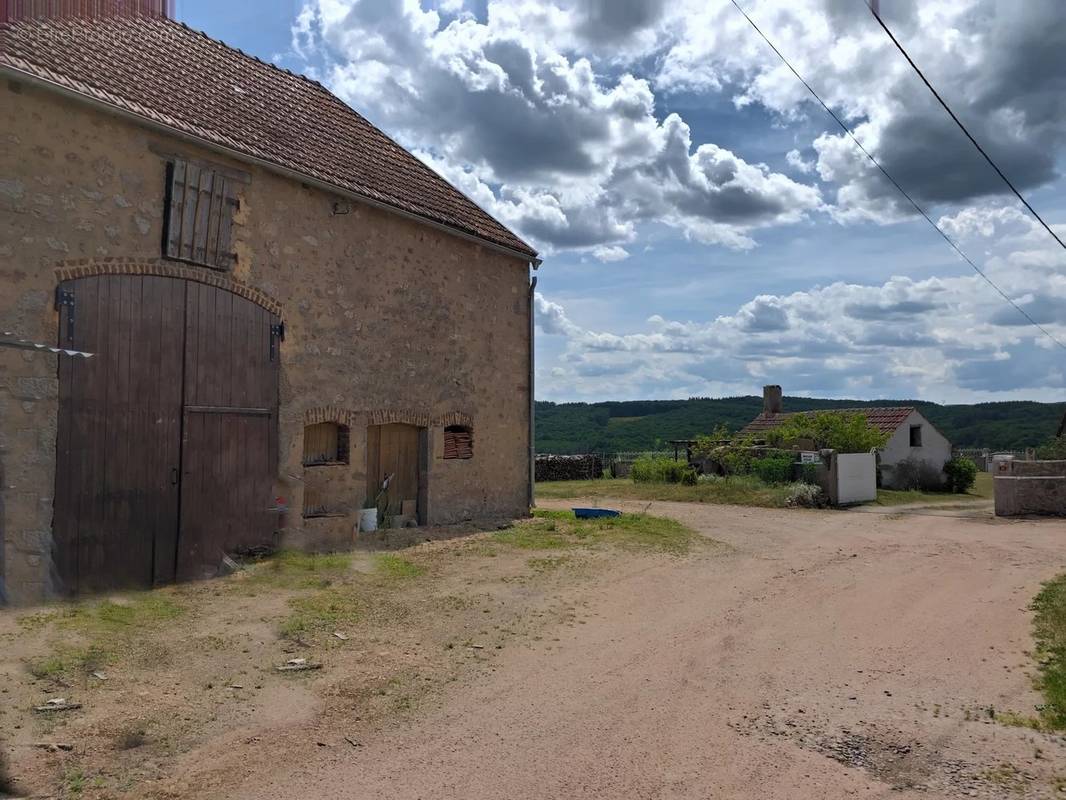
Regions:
[[176, 283, 279, 580], [367, 424, 422, 520], [54, 275, 185, 593], [54, 276, 280, 594]]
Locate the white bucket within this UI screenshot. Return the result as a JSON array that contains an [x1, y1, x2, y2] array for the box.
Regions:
[[359, 507, 378, 533]]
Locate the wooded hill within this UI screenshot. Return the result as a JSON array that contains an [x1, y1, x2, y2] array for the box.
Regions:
[[536, 396, 1066, 454]]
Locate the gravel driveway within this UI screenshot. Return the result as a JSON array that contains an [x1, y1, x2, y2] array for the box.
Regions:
[[242, 500, 1066, 799]]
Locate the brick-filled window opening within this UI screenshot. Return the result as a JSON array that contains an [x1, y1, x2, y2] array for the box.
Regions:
[[303, 422, 350, 466], [162, 158, 241, 270], [909, 425, 923, 447], [443, 425, 473, 459]]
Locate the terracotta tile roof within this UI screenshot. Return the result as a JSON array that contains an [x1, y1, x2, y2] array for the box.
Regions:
[[0, 14, 537, 258], [740, 407, 916, 437]]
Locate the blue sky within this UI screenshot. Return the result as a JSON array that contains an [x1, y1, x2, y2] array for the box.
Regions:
[[174, 0, 1066, 404]]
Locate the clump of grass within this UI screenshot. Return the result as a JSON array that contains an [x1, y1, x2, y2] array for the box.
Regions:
[[279, 588, 362, 640], [1030, 573, 1066, 730], [241, 550, 353, 590], [496, 510, 699, 555], [115, 725, 148, 750], [28, 645, 109, 681], [23, 593, 186, 681], [527, 556, 572, 573], [375, 554, 425, 580]]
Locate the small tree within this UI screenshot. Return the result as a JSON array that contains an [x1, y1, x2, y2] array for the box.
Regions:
[[1036, 435, 1066, 460], [767, 411, 889, 453], [943, 456, 978, 494]]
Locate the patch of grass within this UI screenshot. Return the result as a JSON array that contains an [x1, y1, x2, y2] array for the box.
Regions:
[[23, 593, 186, 680], [978, 763, 1026, 792], [1030, 573, 1066, 730], [995, 710, 1046, 731], [28, 645, 109, 680], [536, 476, 794, 508], [527, 555, 572, 573], [497, 509, 699, 555], [874, 471, 993, 506], [279, 588, 363, 640], [375, 554, 425, 580], [240, 550, 353, 590]]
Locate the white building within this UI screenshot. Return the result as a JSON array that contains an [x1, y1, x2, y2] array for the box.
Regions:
[[741, 386, 953, 489]]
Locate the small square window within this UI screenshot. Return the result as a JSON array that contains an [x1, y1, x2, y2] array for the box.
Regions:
[[909, 425, 923, 447], [162, 158, 240, 270], [443, 425, 473, 459]]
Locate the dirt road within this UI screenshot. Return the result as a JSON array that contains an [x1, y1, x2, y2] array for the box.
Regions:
[[235, 501, 1066, 799]]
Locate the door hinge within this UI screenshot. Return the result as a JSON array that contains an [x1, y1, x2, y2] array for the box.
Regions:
[[55, 286, 75, 343], [269, 322, 285, 361]]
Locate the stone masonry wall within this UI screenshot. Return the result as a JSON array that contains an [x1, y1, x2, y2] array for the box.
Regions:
[[0, 81, 533, 603]]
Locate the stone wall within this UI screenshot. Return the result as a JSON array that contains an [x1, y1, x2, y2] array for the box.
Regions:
[[994, 460, 1066, 517], [0, 81, 533, 603]]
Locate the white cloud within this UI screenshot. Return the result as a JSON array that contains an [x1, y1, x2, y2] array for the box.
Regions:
[[293, 0, 823, 254], [535, 203, 1066, 400]]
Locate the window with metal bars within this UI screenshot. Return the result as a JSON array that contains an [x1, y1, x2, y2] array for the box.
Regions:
[[162, 158, 240, 270], [443, 425, 473, 459]]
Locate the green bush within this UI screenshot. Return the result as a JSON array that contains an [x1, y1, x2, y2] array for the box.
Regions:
[[1037, 435, 1066, 460], [766, 411, 889, 453], [631, 456, 692, 484], [752, 456, 794, 485], [942, 456, 978, 494]]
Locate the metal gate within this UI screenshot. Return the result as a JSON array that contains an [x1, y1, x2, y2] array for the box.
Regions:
[[54, 275, 280, 594]]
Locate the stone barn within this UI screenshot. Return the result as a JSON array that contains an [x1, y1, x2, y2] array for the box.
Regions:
[[0, 8, 539, 603]]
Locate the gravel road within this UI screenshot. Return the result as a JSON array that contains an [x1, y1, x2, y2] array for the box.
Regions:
[[241, 501, 1066, 799]]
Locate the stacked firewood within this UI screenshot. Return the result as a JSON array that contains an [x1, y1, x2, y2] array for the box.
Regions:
[[535, 454, 604, 482]]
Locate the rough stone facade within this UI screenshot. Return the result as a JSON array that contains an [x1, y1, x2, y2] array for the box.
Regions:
[[994, 460, 1066, 517], [0, 81, 534, 604]]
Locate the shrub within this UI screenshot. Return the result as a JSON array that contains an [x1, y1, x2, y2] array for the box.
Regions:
[[942, 456, 978, 494], [1036, 435, 1066, 460], [785, 482, 827, 508], [894, 456, 945, 491], [752, 455, 794, 485], [767, 411, 889, 453], [631, 456, 692, 484]]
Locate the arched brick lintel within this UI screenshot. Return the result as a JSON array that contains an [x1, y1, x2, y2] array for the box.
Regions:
[[304, 407, 472, 429], [52, 258, 283, 316]]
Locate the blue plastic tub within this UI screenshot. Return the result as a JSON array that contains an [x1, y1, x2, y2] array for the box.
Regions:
[[572, 507, 621, 519]]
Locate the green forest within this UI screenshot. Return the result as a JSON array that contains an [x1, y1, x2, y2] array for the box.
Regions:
[[535, 396, 1066, 454]]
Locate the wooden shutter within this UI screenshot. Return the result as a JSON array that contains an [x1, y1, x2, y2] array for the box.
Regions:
[[443, 426, 473, 459], [164, 158, 239, 270]]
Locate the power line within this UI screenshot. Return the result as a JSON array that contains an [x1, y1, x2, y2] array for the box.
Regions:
[[866, 2, 1066, 252], [727, 0, 1066, 352]]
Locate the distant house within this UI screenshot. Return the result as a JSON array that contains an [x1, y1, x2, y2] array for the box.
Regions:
[[740, 386, 952, 489]]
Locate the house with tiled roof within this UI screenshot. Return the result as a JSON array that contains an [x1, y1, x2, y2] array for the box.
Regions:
[[0, 2, 539, 603], [741, 386, 952, 489]]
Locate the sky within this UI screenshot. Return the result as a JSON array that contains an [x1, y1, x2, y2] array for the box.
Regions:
[[174, 0, 1066, 405]]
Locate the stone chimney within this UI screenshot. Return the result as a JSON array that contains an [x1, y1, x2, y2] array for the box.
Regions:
[[763, 384, 783, 415]]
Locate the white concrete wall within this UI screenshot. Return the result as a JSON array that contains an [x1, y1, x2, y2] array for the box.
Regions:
[[836, 453, 877, 504], [879, 410, 952, 489]]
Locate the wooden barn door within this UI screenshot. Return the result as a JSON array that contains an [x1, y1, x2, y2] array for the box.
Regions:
[[176, 283, 279, 581], [55, 276, 280, 593], [367, 424, 423, 521], [54, 275, 185, 593]]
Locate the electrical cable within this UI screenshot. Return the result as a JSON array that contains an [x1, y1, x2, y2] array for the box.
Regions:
[[866, 1, 1066, 252], [728, 0, 1066, 351]]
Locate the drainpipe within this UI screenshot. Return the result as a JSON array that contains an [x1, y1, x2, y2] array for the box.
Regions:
[[528, 270, 538, 511]]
